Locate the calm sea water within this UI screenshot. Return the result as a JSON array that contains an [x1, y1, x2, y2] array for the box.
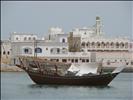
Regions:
[[1, 72, 133, 100]]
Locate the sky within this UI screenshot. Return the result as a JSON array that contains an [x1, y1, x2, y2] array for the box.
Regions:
[[1, 1, 133, 40]]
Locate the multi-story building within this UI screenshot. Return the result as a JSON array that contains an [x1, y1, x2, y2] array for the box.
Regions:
[[1, 16, 133, 67]]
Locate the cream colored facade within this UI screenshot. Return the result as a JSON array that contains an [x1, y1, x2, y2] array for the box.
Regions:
[[1, 40, 11, 64], [1, 17, 133, 67]]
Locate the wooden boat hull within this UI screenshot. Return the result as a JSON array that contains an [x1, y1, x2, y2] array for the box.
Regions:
[[27, 71, 119, 86]]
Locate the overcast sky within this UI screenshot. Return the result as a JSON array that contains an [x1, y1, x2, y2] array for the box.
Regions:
[[1, 1, 133, 40]]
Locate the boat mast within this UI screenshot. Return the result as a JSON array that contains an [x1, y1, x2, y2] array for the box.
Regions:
[[99, 59, 103, 75], [33, 39, 37, 58], [55, 64, 58, 75]]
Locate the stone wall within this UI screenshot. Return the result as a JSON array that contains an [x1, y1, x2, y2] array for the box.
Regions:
[[68, 32, 81, 52]]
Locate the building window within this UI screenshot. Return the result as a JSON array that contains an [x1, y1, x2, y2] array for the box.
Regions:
[[120, 42, 124, 48], [91, 42, 95, 47], [24, 48, 29, 54], [62, 59, 67, 63], [57, 48, 60, 53], [7, 51, 10, 55], [50, 49, 53, 53], [71, 59, 74, 63], [81, 49, 84, 52], [24, 37, 27, 40], [62, 38, 65, 43], [110, 42, 114, 48], [56, 59, 59, 62], [14, 58, 16, 65], [3, 51, 6, 55], [24, 48, 32, 54], [62, 48, 67, 53], [125, 42, 128, 48], [16, 37, 19, 40], [33, 37, 36, 40], [97, 42, 100, 48], [86, 43, 88, 47], [101, 42, 105, 48], [106, 42, 109, 48], [131, 62, 133, 65], [107, 62, 110, 65], [116, 42, 119, 48], [81, 42, 85, 47], [29, 37, 31, 40], [75, 59, 78, 63], [35, 48, 42, 53], [86, 59, 89, 62], [86, 42, 90, 47], [82, 59, 85, 62]]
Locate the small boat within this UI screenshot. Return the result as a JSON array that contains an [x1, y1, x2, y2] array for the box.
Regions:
[[16, 57, 125, 86]]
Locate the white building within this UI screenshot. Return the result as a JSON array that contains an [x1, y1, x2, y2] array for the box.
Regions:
[[1, 16, 133, 67], [10, 32, 38, 42]]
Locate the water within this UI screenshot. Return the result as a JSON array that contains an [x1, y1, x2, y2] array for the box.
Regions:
[[1, 72, 133, 100]]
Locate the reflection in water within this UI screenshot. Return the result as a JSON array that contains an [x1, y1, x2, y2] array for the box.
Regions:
[[1, 73, 132, 100], [28, 84, 113, 90]]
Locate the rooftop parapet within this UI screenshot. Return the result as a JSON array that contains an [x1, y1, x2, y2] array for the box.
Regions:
[[48, 27, 64, 35]]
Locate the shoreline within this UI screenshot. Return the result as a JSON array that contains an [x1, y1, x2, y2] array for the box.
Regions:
[[102, 67, 133, 73], [1, 65, 24, 72], [1, 65, 133, 73]]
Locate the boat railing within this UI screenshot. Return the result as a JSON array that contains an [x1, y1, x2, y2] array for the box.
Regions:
[[17, 56, 71, 76]]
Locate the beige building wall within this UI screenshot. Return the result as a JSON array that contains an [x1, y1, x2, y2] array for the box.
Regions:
[[96, 52, 133, 67], [1, 40, 11, 64], [68, 32, 81, 52]]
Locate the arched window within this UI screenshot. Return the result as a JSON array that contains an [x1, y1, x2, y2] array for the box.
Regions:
[[101, 42, 105, 48], [28, 37, 31, 40], [131, 61, 133, 65], [33, 37, 36, 40], [86, 42, 90, 47], [35, 48, 42, 53], [107, 60, 110, 65], [62, 48, 67, 53], [110, 42, 114, 48], [91, 42, 95, 47], [24, 37, 27, 40], [57, 48, 60, 53], [106, 42, 109, 48], [81, 49, 84, 52], [86, 43, 88, 47], [96, 42, 100, 48], [16, 37, 19, 40], [125, 42, 128, 48], [81, 42, 85, 47], [3, 51, 6, 55], [116, 42, 119, 48], [50, 48, 53, 53], [7, 51, 10, 55], [24, 48, 29, 54], [120, 42, 124, 48], [62, 38, 65, 43], [46, 48, 48, 50], [24, 48, 32, 54]]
